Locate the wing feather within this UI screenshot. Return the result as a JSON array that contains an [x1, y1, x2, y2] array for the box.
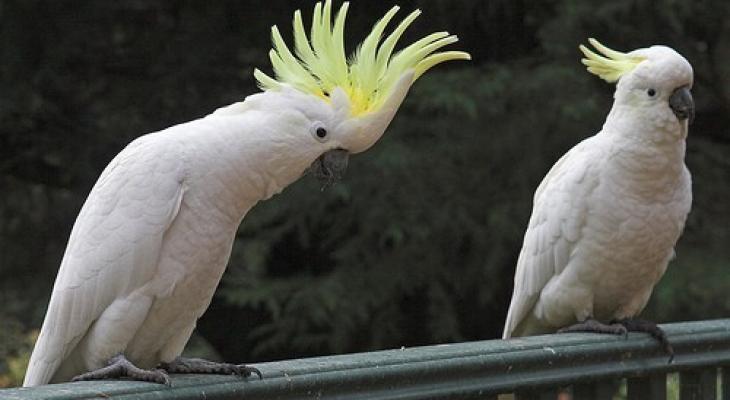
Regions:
[[503, 138, 597, 338], [23, 133, 186, 386]]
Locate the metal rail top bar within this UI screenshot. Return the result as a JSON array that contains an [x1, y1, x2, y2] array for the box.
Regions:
[[3, 319, 730, 400]]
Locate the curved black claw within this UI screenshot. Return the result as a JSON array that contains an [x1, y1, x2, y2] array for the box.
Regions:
[[557, 318, 628, 336], [72, 354, 171, 385], [232, 365, 263, 380], [160, 357, 262, 379], [613, 318, 674, 363]]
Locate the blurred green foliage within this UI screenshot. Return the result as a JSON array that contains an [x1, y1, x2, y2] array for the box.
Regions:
[[1, 0, 729, 387]]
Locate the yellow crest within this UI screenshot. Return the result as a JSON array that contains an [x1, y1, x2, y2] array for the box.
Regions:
[[254, 1, 471, 116], [579, 38, 645, 83]]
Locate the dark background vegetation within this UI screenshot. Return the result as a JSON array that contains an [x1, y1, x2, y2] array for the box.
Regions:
[[1, 0, 729, 387]]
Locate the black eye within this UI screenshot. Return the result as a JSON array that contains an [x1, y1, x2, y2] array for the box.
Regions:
[[311, 123, 329, 142], [647, 88, 656, 97]]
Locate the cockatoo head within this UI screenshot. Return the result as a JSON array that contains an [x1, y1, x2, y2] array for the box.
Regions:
[[253, 0, 470, 188], [580, 38, 694, 136]]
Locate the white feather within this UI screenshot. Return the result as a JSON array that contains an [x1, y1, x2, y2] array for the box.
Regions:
[[503, 139, 595, 338], [503, 44, 694, 339], [24, 134, 186, 385], [24, 73, 418, 386]]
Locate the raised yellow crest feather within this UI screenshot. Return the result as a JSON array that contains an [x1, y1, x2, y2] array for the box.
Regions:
[[579, 38, 645, 83], [254, 0, 471, 116]]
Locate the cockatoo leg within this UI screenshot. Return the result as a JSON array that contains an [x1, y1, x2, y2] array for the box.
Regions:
[[557, 318, 628, 336], [71, 354, 171, 385], [613, 318, 674, 362], [159, 357, 262, 379]]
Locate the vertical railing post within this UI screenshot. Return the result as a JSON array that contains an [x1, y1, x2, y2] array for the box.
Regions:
[[722, 367, 730, 400], [627, 374, 667, 400], [680, 368, 717, 400], [572, 380, 617, 400], [514, 388, 558, 400]]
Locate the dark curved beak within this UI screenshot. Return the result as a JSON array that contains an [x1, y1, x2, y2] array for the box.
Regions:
[[669, 86, 694, 124], [310, 148, 349, 191]]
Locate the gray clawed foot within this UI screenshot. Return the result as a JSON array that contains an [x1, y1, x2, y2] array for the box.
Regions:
[[613, 318, 674, 363], [160, 357, 262, 379], [558, 318, 674, 363], [71, 354, 171, 385], [557, 318, 628, 336]]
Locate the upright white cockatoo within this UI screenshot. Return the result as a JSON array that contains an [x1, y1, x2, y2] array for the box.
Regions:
[[23, 1, 470, 386], [502, 39, 694, 355]]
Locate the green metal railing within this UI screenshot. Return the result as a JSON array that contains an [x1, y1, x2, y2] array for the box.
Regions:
[[3, 319, 730, 399]]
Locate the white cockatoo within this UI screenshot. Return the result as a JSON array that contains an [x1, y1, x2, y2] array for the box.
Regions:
[[23, 1, 469, 386], [502, 39, 694, 355]]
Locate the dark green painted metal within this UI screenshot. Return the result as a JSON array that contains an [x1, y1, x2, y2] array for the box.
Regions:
[[3, 319, 730, 399], [572, 379, 616, 399], [514, 389, 557, 400], [627, 374, 667, 400], [680, 368, 717, 400]]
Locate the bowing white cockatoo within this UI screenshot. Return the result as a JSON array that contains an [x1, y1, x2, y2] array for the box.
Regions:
[[502, 39, 694, 356], [23, 1, 469, 386]]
